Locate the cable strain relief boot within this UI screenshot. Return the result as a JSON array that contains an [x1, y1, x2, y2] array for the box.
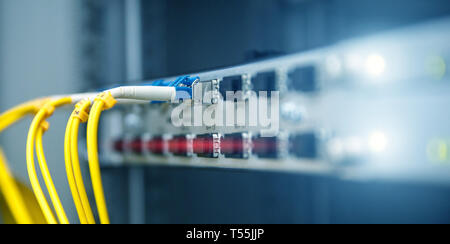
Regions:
[[73, 100, 91, 123], [41, 103, 56, 118], [94, 92, 117, 111]]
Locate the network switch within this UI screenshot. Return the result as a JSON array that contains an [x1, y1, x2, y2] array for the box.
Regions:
[[102, 17, 450, 185]]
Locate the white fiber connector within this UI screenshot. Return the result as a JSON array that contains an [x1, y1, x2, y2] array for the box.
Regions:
[[108, 86, 176, 101], [49, 86, 177, 107]]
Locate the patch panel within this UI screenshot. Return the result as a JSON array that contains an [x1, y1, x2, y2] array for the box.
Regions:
[[100, 17, 450, 186], [113, 132, 315, 161]]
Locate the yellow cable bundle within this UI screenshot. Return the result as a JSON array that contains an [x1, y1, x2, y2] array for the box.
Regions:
[[86, 92, 116, 224], [64, 115, 88, 224], [0, 148, 33, 224], [0, 98, 50, 132], [26, 98, 72, 224], [1, 88, 172, 224], [35, 121, 69, 224], [0, 98, 50, 224], [64, 100, 96, 224]]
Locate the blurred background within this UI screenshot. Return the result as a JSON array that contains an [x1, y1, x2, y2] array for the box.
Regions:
[[2, 0, 450, 224]]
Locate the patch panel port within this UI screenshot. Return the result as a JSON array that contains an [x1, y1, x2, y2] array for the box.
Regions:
[[252, 135, 283, 159], [219, 75, 244, 99], [113, 139, 125, 153], [129, 137, 144, 155], [168, 135, 193, 157], [193, 134, 221, 158], [252, 71, 278, 97], [221, 132, 251, 159], [289, 133, 318, 159], [288, 66, 317, 92], [145, 136, 166, 155]]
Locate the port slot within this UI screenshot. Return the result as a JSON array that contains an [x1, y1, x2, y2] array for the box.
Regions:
[[221, 133, 250, 159], [168, 135, 192, 157], [192, 79, 221, 104], [219, 75, 243, 99], [252, 71, 278, 97], [129, 137, 143, 155], [289, 133, 318, 159], [288, 66, 317, 92], [144, 136, 166, 155], [113, 139, 125, 153], [252, 136, 282, 159], [193, 134, 220, 158]]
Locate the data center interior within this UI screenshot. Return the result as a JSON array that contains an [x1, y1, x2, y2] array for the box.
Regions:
[[1, 0, 450, 224]]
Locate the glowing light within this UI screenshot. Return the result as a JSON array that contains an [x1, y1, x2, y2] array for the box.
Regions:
[[365, 54, 386, 77], [426, 55, 446, 80], [368, 131, 388, 153], [427, 139, 449, 164]]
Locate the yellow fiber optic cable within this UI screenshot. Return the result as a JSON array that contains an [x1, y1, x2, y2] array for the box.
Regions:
[[0, 99, 49, 132], [0, 113, 25, 131], [35, 123, 69, 224], [15, 179, 48, 224], [64, 116, 88, 224], [26, 97, 72, 224], [86, 92, 116, 224], [0, 148, 34, 224], [0, 99, 49, 224], [69, 100, 96, 224]]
